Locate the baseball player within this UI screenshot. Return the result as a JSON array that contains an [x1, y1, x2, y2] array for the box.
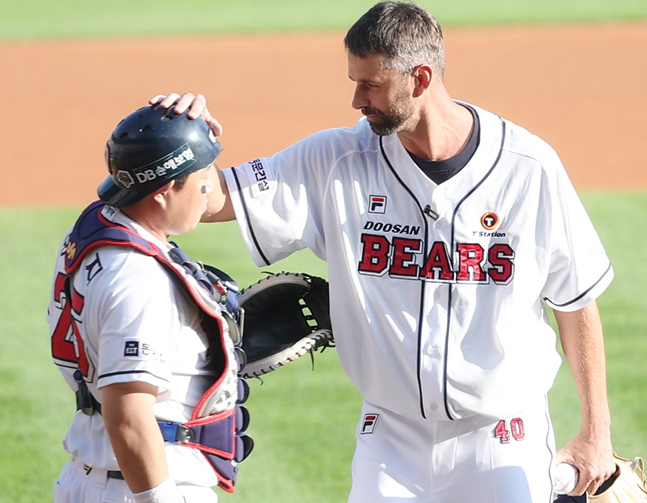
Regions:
[[153, 1, 616, 501], [47, 104, 251, 503]]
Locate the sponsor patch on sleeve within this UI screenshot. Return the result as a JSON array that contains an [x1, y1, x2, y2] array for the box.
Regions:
[[243, 158, 274, 198], [124, 340, 140, 357], [123, 340, 165, 362]]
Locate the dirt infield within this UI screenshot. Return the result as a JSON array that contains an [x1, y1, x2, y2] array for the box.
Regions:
[[1, 23, 646, 207]]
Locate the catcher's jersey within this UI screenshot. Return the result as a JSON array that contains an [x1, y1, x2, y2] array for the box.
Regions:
[[223, 103, 613, 420], [47, 205, 220, 487]]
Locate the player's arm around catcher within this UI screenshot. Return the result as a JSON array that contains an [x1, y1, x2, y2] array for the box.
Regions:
[[554, 301, 616, 495]]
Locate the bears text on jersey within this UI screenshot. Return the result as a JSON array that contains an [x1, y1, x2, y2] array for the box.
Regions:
[[358, 233, 515, 284]]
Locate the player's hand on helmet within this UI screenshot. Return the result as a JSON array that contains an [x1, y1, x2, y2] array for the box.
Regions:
[[557, 432, 616, 496], [149, 92, 223, 136]]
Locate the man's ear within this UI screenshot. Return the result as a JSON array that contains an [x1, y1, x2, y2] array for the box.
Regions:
[[412, 64, 433, 97], [151, 181, 175, 206]]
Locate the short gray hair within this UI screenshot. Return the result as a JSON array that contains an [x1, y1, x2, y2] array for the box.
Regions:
[[344, 1, 445, 76]]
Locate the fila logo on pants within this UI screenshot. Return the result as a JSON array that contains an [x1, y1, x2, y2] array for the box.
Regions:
[[361, 414, 380, 435]]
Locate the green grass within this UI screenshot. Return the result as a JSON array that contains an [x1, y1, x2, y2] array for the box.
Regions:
[[1, 192, 646, 502], [1, 1, 646, 500], [550, 192, 647, 455], [1, 0, 646, 41]]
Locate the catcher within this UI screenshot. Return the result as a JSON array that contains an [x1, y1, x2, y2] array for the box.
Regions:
[[47, 104, 253, 503]]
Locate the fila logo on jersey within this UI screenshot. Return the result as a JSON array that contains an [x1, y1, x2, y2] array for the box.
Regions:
[[361, 413, 380, 435], [368, 195, 387, 214]]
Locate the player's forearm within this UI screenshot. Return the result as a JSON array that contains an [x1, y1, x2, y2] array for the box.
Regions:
[[101, 382, 169, 494], [555, 302, 611, 436], [554, 302, 615, 494], [202, 166, 235, 222]]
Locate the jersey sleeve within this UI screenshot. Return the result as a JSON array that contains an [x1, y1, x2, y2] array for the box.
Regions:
[[223, 128, 345, 266], [85, 249, 179, 392], [540, 150, 613, 311], [46, 227, 78, 391]]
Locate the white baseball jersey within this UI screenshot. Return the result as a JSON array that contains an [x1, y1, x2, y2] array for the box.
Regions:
[[223, 103, 613, 421], [47, 205, 224, 487]]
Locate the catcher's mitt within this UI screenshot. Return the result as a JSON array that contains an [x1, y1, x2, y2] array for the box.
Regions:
[[237, 272, 334, 378], [555, 454, 647, 503]]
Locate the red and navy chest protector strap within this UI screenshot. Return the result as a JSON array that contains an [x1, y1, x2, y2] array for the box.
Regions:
[[63, 201, 253, 493]]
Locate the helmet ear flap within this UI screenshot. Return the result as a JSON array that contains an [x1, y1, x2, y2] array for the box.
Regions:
[[97, 104, 220, 208]]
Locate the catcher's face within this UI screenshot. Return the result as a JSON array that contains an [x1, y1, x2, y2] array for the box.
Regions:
[[165, 164, 215, 235]]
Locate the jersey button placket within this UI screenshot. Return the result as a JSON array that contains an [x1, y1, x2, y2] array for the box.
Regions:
[[419, 260, 450, 419]]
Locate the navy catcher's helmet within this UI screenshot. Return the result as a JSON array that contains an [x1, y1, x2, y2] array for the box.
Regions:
[[98, 104, 221, 208]]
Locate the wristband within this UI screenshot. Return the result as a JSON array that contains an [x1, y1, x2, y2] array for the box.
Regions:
[[132, 476, 183, 503]]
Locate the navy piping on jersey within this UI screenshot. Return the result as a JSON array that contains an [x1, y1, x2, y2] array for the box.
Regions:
[[543, 396, 556, 502], [443, 119, 506, 420], [379, 136, 431, 420], [544, 261, 613, 308], [379, 117, 507, 420], [229, 168, 271, 266], [98, 369, 170, 383], [441, 118, 507, 420]]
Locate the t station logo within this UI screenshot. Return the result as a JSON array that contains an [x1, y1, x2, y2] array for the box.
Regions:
[[481, 211, 499, 230], [474, 211, 507, 238]]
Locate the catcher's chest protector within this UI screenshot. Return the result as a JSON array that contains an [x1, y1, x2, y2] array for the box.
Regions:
[[63, 201, 253, 493]]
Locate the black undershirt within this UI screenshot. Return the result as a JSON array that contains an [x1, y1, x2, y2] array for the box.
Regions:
[[407, 104, 480, 185]]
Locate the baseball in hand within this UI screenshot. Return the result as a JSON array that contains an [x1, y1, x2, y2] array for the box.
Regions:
[[554, 463, 579, 494]]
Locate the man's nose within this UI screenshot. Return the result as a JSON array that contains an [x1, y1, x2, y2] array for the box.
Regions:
[[351, 87, 368, 110]]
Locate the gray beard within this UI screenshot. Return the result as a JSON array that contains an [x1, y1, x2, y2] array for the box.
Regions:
[[367, 114, 407, 136]]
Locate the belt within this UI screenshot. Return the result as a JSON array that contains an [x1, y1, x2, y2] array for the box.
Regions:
[[107, 470, 124, 480], [82, 464, 124, 480]]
